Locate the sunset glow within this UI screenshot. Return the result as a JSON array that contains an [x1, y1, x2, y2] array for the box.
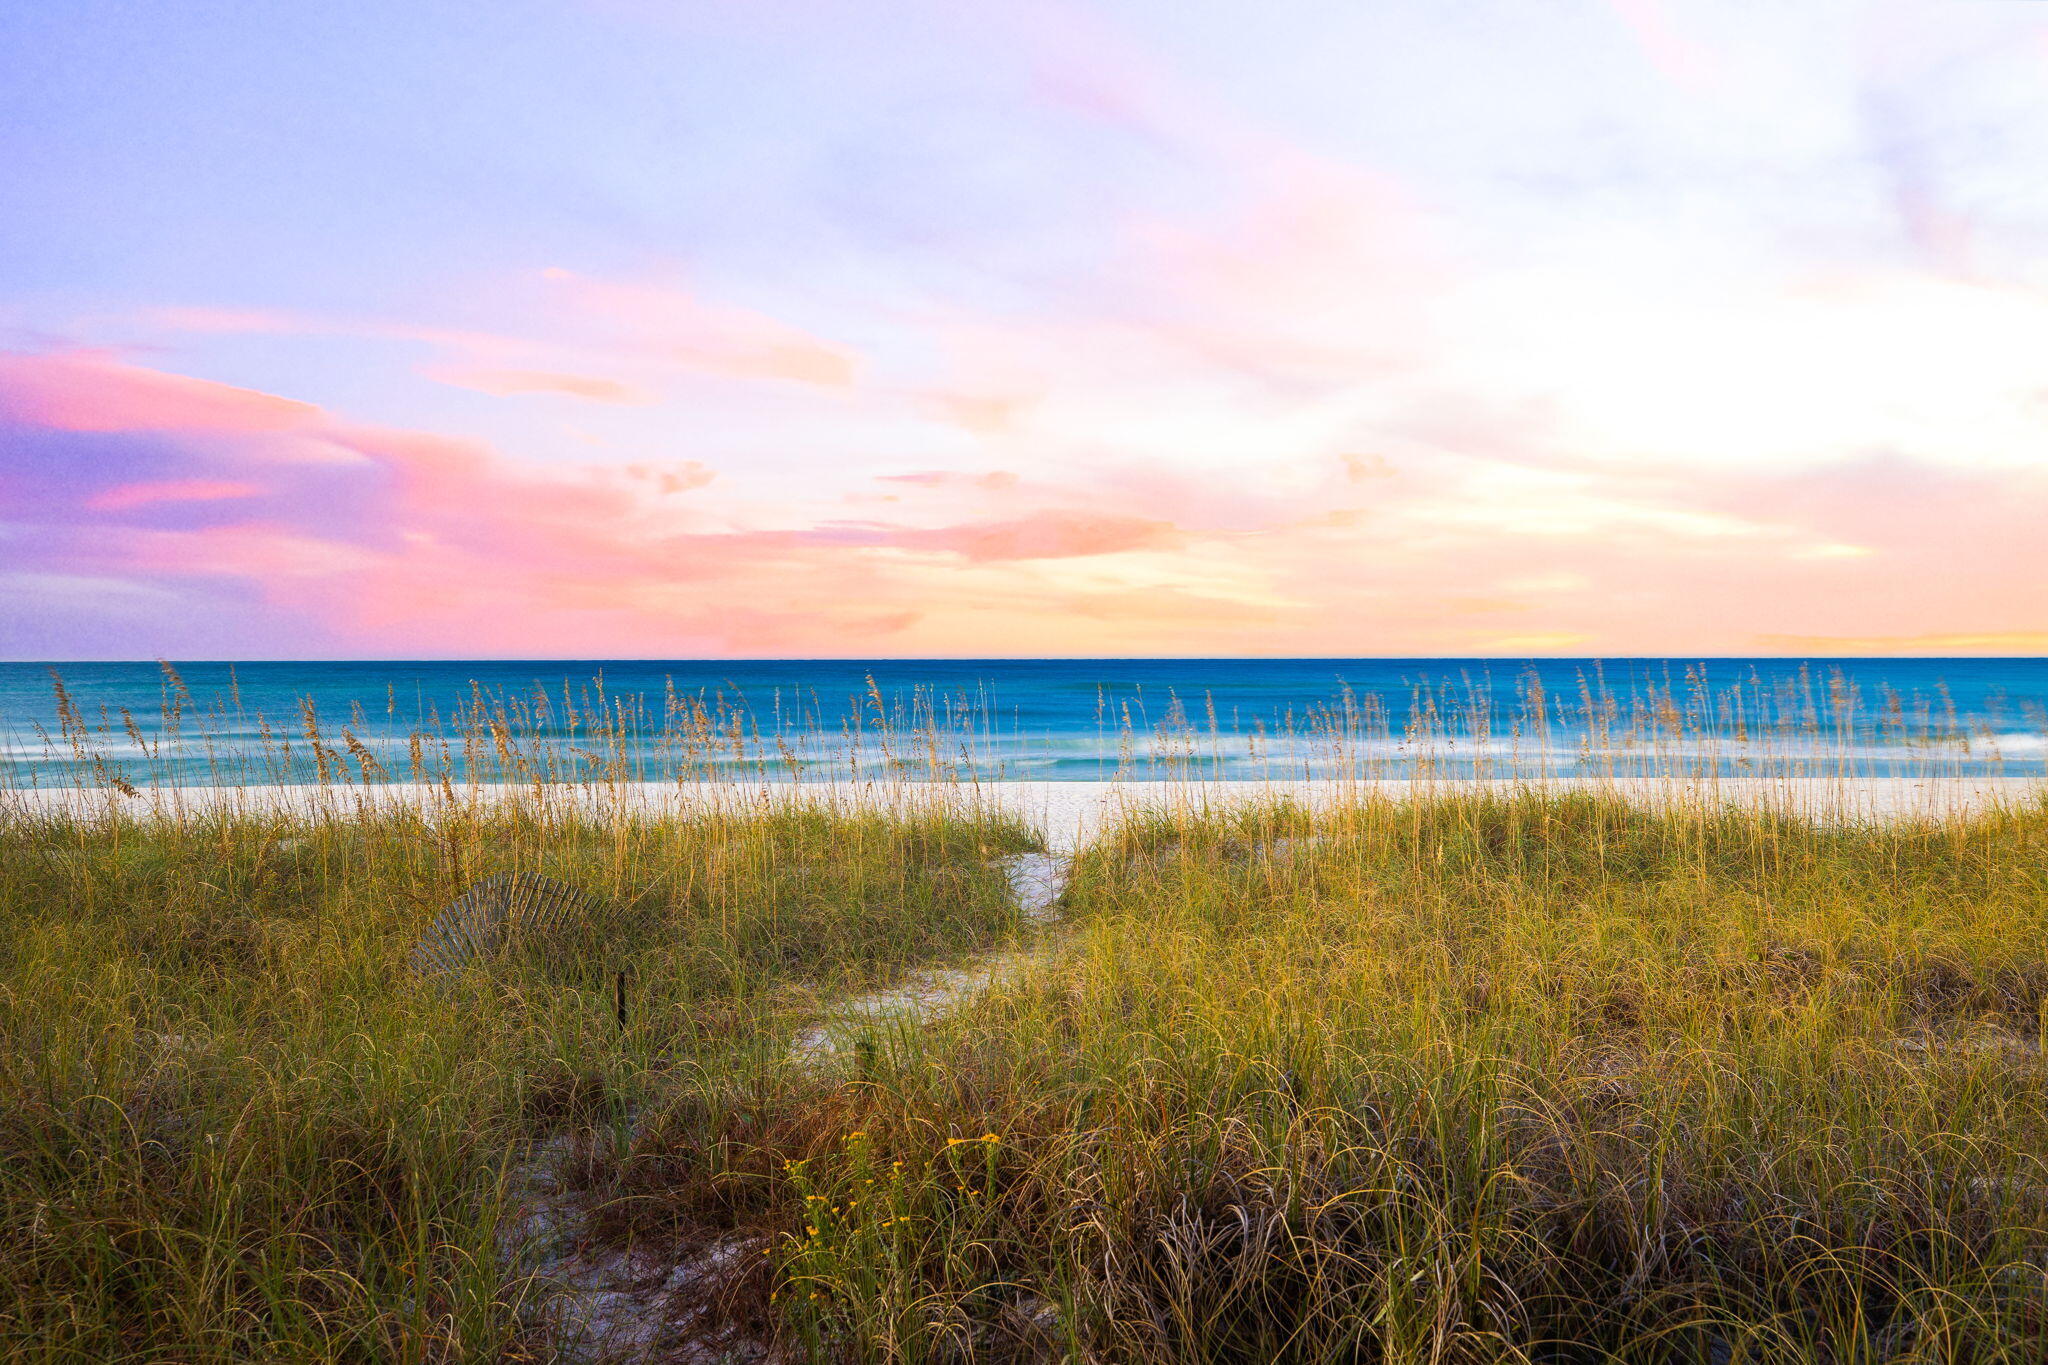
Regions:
[[4, 1, 2047, 658]]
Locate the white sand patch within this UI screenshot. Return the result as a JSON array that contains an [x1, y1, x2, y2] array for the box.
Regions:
[[6, 775, 2041, 849], [995, 850, 1071, 922], [789, 850, 1073, 1060], [497, 1131, 775, 1364]]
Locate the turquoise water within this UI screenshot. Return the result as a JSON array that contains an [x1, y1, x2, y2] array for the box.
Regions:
[[4, 657, 2045, 786]]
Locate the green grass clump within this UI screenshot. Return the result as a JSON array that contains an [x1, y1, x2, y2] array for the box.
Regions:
[[0, 793, 1038, 1362]]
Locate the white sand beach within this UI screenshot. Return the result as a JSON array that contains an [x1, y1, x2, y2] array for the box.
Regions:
[[8, 776, 2042, 852]]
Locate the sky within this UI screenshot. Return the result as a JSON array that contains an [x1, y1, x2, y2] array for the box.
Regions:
[[4, 0, 2048, 660]]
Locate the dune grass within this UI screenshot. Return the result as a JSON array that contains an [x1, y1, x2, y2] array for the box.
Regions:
[[3, 782, 2048, 1362], [0, 791, 1039, 1362], [621, 790, 2048, 1363]]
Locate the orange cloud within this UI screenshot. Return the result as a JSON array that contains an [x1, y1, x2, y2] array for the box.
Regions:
[[879, 469, 1020, 492], [1341, 453, 1395, 482], [1756, 632, 2048, 654], [1441, 597, 1531, 616], [922, 391, 1034, 433], [1061, 585, 1280, 628], [1471, 631, 1593, 652], [621, 461, 716, 494]]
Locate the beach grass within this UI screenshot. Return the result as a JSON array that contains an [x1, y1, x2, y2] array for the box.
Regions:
[[0, 790, 1039, 1362], [3, 785, 2046, 1360], [716, 790, 2048, 1362]]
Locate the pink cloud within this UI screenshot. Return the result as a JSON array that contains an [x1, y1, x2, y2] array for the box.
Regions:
[[619, 461, 717, 494], [879, 469, 1020, 491], [85, 478, 264, 511], [125, 521, 382, 580], [1603, 0, 1721, 90], [322, 423, 651, 567], [420, 366, 654, 404], [858, 508, 1183, 561], [1098, 157, 1437, 391], [538, 267, 858, 387], [1, 350, 1227, 653], [910, 149, 1442, 411], [137, 278, 859, 394], [0, 352, 320, 433], [1757, 630, 2048, 654], [920, 391, 1035, 433]]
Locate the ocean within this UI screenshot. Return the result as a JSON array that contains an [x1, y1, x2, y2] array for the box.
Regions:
[[4, 657, 2046, 787]]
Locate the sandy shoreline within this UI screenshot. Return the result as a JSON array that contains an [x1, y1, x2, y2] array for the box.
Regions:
[[6, 776, 2041, 851]]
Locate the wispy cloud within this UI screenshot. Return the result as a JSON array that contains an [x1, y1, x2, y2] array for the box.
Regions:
[[532, 268, 859, 387], [133, 266, 864, 405], [1758, 632, 2048, 654], [419, 366, 654, 403], [85, 478, 264, 511], [818, 509, 1183, 561], [0, 352, 319, 433], [1601, 0, 1722, 91]]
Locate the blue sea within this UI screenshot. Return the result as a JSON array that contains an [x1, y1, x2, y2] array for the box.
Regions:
[[3, 657, 2046, 787]]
